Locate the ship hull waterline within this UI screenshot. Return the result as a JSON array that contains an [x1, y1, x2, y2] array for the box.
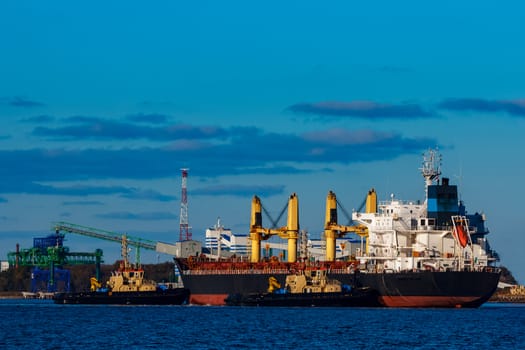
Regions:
[[178, 268, 499, 308], [225, 288, 380, 307], [53, 288, 190, 305]]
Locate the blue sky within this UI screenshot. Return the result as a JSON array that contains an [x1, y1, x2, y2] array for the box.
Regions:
[[1, 1, 525, 282]]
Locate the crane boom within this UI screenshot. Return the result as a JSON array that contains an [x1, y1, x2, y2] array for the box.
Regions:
[[53, 221, 157, 250]]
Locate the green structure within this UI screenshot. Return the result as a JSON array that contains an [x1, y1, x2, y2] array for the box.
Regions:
[[7, 232, 103, 292], [54, 221, 157, 266], [8, 246, 103, 268]]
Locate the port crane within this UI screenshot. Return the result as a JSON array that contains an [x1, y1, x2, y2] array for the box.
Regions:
[[7, 231, 103, 293], [53, 221, 181, 265]]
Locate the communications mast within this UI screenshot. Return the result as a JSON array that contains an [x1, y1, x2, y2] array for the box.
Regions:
[[179, 168, 192, 241], [420, 148, 442, 201]]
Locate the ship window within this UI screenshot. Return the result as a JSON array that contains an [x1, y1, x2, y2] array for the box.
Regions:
[[420, 219, 425, 225]]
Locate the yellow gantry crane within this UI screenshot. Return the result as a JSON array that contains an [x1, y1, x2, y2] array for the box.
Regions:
[[323, 189, 377, 261], [249, 193, 299, 263]]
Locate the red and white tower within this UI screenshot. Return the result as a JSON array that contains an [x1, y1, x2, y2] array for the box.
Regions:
[[179, 168, 192, 241]]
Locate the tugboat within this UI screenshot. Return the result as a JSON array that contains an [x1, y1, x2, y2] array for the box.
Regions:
[[53, 236, 190, 305], [225, 268, 379, 307]]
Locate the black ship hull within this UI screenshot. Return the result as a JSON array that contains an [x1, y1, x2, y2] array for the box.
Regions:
[[53, 288, 190, 305], [225, 287, 380, 307], [357, 270, 500, 307], [176, 260, 499, 308]]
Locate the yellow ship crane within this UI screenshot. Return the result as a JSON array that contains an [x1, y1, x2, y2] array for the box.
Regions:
[[249, 193, 299, 263], [323, 189, 376, 261], [267, 276, 282, 293], [90, 277, 102, 291]]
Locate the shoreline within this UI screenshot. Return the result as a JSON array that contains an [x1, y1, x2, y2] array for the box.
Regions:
[[489, 296, 525, 303], [0, 291, 54, 299], [0, 292, 23, 299]]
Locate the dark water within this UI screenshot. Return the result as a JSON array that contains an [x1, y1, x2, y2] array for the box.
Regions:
[[1, 300, 524, 350]]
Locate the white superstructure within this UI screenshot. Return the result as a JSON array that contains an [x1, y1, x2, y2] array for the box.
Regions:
[[352, 149, 495, 273], [205, 218, 248, 256]]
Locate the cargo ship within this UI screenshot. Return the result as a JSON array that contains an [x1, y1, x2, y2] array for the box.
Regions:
[[54, 236, 190, 305], [175, 149, 500, 307], [225, 268, 379, 307]]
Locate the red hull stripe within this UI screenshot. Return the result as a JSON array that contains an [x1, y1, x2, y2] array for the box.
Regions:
[[380, 295, 480, 308], [190, 294, 228, 306], [191, 294, 483, 308]]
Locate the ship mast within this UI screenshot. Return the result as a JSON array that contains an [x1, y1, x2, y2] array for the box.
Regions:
[[216, 217, 222, 258], [121, 234, 130, 270], [420, 148, 442, 203]]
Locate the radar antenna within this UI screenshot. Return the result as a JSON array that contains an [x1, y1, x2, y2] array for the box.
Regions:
[[420, 148, 442, 186], [420, 148, 442, 202]]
